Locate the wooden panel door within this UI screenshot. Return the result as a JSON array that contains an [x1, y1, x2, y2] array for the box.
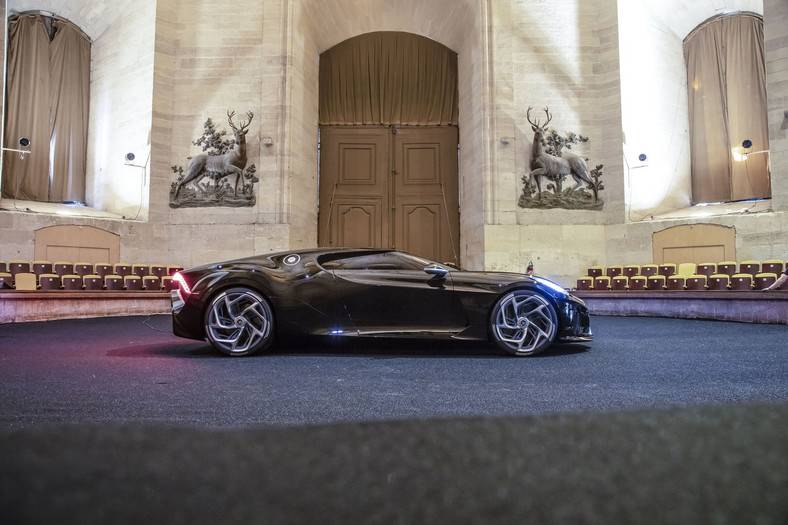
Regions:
[[319, 126, 459, 264], [392, 127, 459, 264], [318, 128, 389, 249]]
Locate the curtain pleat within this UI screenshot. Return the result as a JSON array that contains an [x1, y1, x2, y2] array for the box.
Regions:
[[319, 32, 459, 126], [2, 14, 89, 202], [684, 14, 770, 203], [2, 15, 51, 200], [49, 22, 90, 202]]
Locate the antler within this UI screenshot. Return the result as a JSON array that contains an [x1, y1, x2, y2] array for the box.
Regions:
[[240, 111, 254, 132], [526, 106, 553, 129], [542, 107, 552, 127], [227, 110, 238, 131]]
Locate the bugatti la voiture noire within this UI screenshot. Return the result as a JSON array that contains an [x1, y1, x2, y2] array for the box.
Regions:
[[171, 248, 592, 356]]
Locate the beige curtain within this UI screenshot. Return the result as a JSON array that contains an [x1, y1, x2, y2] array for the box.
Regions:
[[2, 14, 89, 202], [684, 14, 770, 203], [319, 32, 459, 126]]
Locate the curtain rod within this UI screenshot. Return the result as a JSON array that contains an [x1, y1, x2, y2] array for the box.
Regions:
[[683, 11, 763, 43], [8, 10, 92, 42]]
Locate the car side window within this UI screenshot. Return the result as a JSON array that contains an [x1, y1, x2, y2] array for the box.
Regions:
[[319, 252, 425, 271]]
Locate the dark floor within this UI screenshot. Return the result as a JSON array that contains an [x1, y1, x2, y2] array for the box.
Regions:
[[1, 315, 787, 524]]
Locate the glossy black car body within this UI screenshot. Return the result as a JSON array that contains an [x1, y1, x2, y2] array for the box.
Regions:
[[171, 248, 592, 356]]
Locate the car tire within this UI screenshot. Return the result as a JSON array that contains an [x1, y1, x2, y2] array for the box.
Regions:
[[490, 290, 558, 356], [204, 287, 274, 356]]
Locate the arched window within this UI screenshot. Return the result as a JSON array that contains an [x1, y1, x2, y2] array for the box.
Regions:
[[684, 13, 770, 203], [2, 13, 90, 204]]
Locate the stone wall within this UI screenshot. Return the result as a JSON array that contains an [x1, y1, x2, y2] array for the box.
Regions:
[[0, 0, 786, 287]]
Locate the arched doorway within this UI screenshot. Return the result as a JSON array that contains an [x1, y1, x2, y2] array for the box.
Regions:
[[317, 32, 460, 264]]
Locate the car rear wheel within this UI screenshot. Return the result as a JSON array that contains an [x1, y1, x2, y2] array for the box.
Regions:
[[204, 287, 274, 356], [490, 290, 557, 356]]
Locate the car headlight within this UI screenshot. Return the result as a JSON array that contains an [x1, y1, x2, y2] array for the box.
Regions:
[[533, 276, 568, 296]]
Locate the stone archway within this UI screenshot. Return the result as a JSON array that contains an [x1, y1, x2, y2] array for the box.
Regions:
[[285, 0, 489, 268]]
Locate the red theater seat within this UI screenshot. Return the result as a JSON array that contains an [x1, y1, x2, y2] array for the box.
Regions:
[[54, 262, 74, 276], [647, 275, 666, 290], [685, 275, 707, 290], [628, 276, 647, 290], [717, 262, 737, 277], [707, 274, 730, 290], [74, 262, 94, 277], [62, 275, 83, 290], [38, 274, 62, 290], [143, 275, 161, 290], [104, 275, 124, 290], [576, 277, 593, 290], [640, 264, 658, 278], [611, 276, 628, 290], [738, 261, 760, 278], [94, 263, 114, 278], [696, 263, 717, 277], [132, 264, 151, 277], [729, 274, 753, 291], [623, 265, 640, 278], [83, 275, 104, 290], [753, 273, 777, 290]]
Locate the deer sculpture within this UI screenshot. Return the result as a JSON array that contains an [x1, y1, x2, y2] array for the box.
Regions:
[[527, 107, 597, 202], [173, 110, 254, 201]]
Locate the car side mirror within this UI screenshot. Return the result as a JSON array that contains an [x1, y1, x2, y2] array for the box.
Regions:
[[424, 264, 448, 277]]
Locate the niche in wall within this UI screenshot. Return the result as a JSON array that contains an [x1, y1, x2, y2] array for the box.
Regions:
[[34, 225, 120, 263], [652, 224, 735, 265]]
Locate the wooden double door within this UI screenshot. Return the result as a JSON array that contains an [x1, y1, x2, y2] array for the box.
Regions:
[[318, 126, 459, 264]]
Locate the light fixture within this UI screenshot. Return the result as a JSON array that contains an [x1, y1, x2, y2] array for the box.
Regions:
[[733, 139, 769, 162], [125, 152, 135, 162], [3, 137, 31, 159]]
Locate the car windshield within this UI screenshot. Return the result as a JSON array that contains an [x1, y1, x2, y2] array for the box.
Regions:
[[319, 251, 436, 271]]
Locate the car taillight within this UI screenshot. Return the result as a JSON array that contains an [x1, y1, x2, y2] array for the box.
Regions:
[[173, 272, 191, 295]]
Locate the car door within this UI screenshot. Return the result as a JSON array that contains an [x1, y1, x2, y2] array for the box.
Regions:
[[326, 252, 468, 335]]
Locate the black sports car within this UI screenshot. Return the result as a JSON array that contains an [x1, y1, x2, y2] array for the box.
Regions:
[[171, 248, 592, 356]]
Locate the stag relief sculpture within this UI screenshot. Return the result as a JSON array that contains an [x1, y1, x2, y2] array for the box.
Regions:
[[527, 107, 597, 202], [173, 110, 254, 201]]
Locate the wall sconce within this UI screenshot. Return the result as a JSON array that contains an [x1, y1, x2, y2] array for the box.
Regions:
[[262, 137, 273, 146], [500, 136, 514, 145], [732, 139, 769, 162], [3, 137, 31, 159]]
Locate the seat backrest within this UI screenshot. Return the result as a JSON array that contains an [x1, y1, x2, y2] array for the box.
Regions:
[[14, 272, 38, 290], [677, 262, 696, 276]]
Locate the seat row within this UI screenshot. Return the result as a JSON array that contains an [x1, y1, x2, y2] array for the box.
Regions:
[[577, 260, 786, 291], [0, 260, 183, 291]]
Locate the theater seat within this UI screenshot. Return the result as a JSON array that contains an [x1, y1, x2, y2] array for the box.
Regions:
[[606, 265, 623, 278], [641, 264, 658, 277], [576, 276, 594, 290], [738, 261, 760, 278], [623, 265, 640, 278], [753, 273, 777, 290], [32, 261, 53, 277], [8, 260, 30, 276], [666, 275, 685, 290], [0, 261, 6, 273], [62, 275, 84, 290], [38, 274, 62, 290], [707, 274, 730, 290], [104, 275, 124, 290], [611, 276, 628, 290], [717, 261, 737, 277], [74, 262, 94, 277], [167, 265, 184, 276], [162, 276, 178, 290], [83, 275, 104, 290], [0, 272, 13, 289], [646, 275, 666, 290], [730, 273, 753, 291], [14, 272, 38, 290], [593, 276, 611, 290], [143, 275, 161, 291], [761, 260, 784, 275], [124, 275, 143, 290], [114, 263, 134, 277], [676, 263, 696, 277], [685, 275, 707, 291], [628, 276, 647, 290], [95, 263, 114, 278], [54, 262, 74, 276], [658, 263, 676, 278], [150, 265, 167, 278], [696, 263, 717, 277], [132, 264, 151, 277]]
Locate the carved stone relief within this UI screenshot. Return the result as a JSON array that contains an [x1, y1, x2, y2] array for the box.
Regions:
[[169, 111, 258, 208]]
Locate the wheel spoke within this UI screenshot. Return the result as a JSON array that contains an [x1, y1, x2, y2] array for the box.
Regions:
[[492, 292, 557, 355], [205, 289, 273, 355]]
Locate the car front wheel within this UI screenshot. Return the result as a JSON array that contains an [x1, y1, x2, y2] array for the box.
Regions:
[[490, 291, 557, 356], [204, 287, 274, 356]]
